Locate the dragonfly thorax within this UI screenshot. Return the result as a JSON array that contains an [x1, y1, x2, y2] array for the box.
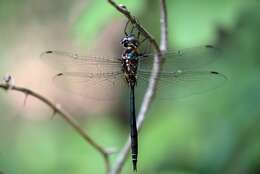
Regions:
[[121, 46, 140, 87], [123, 47, 140, 60]]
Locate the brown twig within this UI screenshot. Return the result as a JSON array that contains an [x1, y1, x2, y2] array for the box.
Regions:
[[0, 83, 111, 174], [107, 0, 161, 54], [107, 0, 168, 173], [1, 0, 168, 173]]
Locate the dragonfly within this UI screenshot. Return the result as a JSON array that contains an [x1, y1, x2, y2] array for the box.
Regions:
[[41, 20, 227, 171]]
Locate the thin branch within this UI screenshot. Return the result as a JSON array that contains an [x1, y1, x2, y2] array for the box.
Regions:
[[108, 0, 168, 173], [0, 83, 111, 174], [108, 0, 161, 54], [160, 0, 169, 52]]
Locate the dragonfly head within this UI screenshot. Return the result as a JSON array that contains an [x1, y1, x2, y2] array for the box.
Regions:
[[121, 35, 139, 48]]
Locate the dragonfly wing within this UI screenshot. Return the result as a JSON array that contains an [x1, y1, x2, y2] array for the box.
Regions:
[[139, 45, 221, 72], [52, 71, 127, 100], [40, 50, 122, 73], [40, 50, 127, 99], [137, 69, 227, 99]]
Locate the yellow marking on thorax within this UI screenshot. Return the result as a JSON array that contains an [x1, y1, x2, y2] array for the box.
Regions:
[[127, 45, 140, 54]]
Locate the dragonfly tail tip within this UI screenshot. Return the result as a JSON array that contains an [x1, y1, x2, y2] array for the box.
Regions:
[[133, 161, 137, 172]]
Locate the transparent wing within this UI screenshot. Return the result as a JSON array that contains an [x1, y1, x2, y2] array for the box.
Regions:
[[40, 50, 122, 72], [51, 71, 127, 100], [41, 50, 127, 99], [137, 69, 227, 99], [139, 45, 221, 72]]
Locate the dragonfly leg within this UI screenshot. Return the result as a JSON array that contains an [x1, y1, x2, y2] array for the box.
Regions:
[[141, 37, 151, 55], [124, 19, 131, 36]]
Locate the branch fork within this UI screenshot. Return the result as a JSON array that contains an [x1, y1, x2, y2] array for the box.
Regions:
[[0, 1, 168, 174]]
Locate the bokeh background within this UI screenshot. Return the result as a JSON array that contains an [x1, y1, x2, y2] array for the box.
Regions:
[[0, 0, 260, 174]]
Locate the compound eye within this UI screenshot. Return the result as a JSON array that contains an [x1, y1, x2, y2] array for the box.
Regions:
[[124, 43, 128, 47], [120, 37, 127, 44], [128, 37, 134, 42]]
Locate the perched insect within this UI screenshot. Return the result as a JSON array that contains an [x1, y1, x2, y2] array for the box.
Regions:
[[41, 20, 227, 171]]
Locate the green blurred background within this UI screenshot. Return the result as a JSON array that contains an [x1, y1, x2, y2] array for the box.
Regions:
[[0, 0, 260, 174]]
